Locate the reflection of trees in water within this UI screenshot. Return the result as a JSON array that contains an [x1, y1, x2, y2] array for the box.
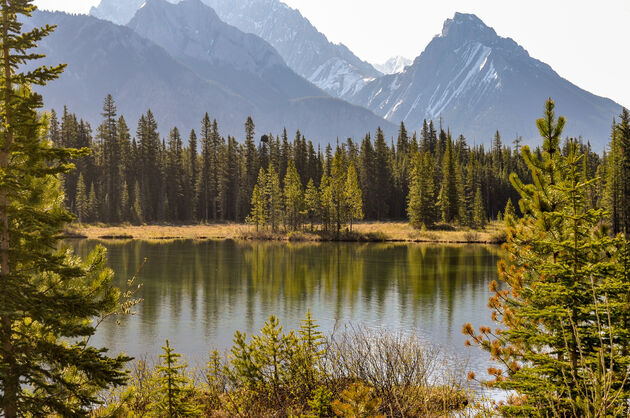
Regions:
[[70, 240, 501, 343]]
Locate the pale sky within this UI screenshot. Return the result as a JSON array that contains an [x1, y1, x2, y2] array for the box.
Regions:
[[34, 0, 630, 107]]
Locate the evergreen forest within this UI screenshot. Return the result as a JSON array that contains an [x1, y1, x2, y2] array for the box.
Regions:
[[54, 95, 628, 233]]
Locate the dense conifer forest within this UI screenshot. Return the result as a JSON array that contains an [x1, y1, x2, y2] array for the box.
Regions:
[[54, 95, 628, 233]]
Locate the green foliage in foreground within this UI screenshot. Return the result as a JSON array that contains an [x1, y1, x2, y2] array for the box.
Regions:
[[0, 1, 134, 416], [464, 99, 630, 416], [98, 312, 470, 417]]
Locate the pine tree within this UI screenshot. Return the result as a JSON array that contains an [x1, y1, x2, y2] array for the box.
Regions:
[[152, 340, 199, 416], [0, 3, 131, 415], [464, 99, 630, 415], [472, 187, 486, 229], [247, 168, 268, 231], [438, 135, 460, 223], [344, 162, 363, 231], [98, 94, 121, 222], [329, 148, 347, 234], [87, 182, 98, 223], [265, 164, 283, 232], [407, 152, 437, 228], [304, 178, 320, 231], [75, 173, 89, 223], [120, 181, 130, 222], [283, 160, 303, 231], [503, 197, 516, 225], [373, 127, 391, 219], [187, 129, 198, 221], [132, 181, 143, 225]]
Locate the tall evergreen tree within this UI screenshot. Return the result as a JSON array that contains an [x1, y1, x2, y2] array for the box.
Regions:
[[283, 160, 303, 231], [438, 136, 460, 223], [464, 99, 630, 415], [0, 3, 130, 415], [407, 152, 437, 228], [373, 127, 391, 219], [98, 94, 121, 222], [344, 162, 363, 231], [304, 178, 320, 231]]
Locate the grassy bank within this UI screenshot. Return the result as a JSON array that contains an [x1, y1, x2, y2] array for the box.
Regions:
[[65, 221, 506, 244]]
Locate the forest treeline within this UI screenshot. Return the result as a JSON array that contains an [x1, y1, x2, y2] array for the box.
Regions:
[[53, 94, 627, 232]]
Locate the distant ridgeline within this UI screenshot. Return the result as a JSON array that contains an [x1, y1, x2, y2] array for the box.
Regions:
[[53, 95, 628, 231]]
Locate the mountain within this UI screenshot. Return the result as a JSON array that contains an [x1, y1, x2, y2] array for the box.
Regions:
[[27, 7, 394, 145], [89, 0, 177, 25], [90, 0, 381, 98], [128, 0, 322, 107], [374, 56, 411, 75], [349, 13, 623, 146]]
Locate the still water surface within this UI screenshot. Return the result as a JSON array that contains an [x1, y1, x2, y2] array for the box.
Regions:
[[72, 240, 501, 377]]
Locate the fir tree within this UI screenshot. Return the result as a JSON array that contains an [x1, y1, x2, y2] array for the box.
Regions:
[[0, 3, 131, 415]]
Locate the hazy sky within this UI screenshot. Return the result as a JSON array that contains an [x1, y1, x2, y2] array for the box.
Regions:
[[33, 0, 630, 107]]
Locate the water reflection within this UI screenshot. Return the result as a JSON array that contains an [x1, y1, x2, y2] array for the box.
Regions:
[[71, 240, 500, 374]]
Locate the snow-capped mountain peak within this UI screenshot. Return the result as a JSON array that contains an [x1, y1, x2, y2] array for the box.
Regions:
[[373, 56, 411, 75], [348, 12, 621, 146]]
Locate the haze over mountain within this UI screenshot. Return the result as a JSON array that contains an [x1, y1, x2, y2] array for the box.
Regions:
[[374, 56, 412, 75], [348, 13, 622, 146], [90, 0, 382, 98], [27, 5, 394, 144]]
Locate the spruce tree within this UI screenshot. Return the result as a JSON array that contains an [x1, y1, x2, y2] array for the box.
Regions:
[[472, 187, 486, 229], [329, 148, 347, 234], [152, 340, 199, 416], [464, 99, 630, 415], [75, 173, 89, 223], [0, 3, 130, 415], [265, 164, 283, 232], [373, 127, 391, 219], [304, 178, 320, 231], [438, 136, 460, 223], [247, 168, 268, 231], [98, 94, 121, 222], [344, 162, 363, 231], [407, 152, 437, 228], [283, 160, 303, 231]]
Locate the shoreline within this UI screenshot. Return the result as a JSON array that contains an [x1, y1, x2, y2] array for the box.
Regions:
[[64, 221, 506, 244]]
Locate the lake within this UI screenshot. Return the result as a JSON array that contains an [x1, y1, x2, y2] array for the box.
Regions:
[[71, 239, 501, 379]]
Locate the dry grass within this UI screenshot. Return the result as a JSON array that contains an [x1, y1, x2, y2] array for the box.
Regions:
[[66, 221, 506, 244]]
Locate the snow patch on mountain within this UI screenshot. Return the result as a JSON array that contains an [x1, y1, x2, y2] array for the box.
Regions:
[[374, 56, 411, 74]]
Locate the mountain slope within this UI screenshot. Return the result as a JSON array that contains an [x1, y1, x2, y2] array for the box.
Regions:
[[90, 0, 176, 25], [26, 10, 255, 136], [350, 13, 622, 146], [28, 9, 393, 144], [128, 0, 321, 107], [202, 0, 381, 98], [90, 0, 381, 98]]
